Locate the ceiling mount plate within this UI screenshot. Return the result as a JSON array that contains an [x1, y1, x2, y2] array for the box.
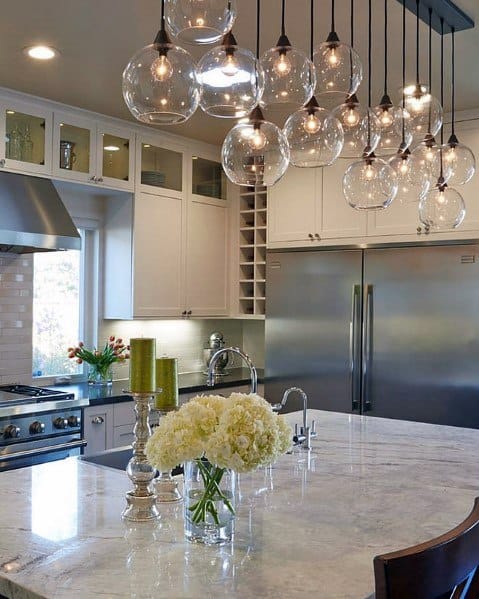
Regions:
[[397, 0, 474, 33]]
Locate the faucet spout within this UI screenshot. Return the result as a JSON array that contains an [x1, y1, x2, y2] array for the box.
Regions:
[[207, 347, 258, 394], [276, 387, 308, 431]]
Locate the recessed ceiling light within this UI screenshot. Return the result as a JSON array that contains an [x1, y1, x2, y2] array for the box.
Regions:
[[24, 45, 58, 60], [104, 145, 120, 152]]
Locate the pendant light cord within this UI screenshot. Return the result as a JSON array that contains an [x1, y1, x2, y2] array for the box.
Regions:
[[367, 0, 372, 146], [439, 17, 445, 180], [256, 0, 260, 59], [401, 0, 406, 143], [281, 0, 286, 36], [161, 0, 165, 29], [310, 0, 314, 60], [384, 0, 388, 96], [416, 0, 420, 85], [331, 0, 336, 33], [427, 7, 432, 134], [350, 0, 354, 47], [451, 27, 456, 136]]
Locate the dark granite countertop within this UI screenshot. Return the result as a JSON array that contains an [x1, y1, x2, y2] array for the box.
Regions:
[[51, 368, 264, 406]]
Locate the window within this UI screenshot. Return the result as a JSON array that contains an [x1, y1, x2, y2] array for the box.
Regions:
[[32, 228, 98, 380]]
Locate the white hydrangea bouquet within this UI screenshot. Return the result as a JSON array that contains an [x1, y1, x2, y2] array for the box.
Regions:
[[146, 393, 292, 531]]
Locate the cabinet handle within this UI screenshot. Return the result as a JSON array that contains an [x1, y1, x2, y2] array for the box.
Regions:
[[417, 226, 422, 235], [187, 310, 192, 316], [308, 233, 314, 240], [89, 176, 97, 182], [97, 177, 104, 183], [315, 233, 321, 240], [91, 416, 104, 425], [0, 159, 5, 168], [181, 310, 187, 317]]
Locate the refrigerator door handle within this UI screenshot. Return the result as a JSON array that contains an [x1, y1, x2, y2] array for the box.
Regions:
[[350, 284, 361, 411], [362, 284, 373, 412]]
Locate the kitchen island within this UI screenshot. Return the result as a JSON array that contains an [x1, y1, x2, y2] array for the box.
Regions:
[[0, 410, 478, 599]]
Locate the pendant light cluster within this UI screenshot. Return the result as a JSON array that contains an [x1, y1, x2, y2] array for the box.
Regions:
[[122, 0, 475, 231]]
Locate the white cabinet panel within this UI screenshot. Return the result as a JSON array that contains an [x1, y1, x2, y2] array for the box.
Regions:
[[268, 166, 319, 243], [83, 406, 113, 456], [133, 192, 185, 318], [321, 159, 368, 239], [112, 424, 135, 449], [185, 198, 228, 316], [367, 197, 422, 236]]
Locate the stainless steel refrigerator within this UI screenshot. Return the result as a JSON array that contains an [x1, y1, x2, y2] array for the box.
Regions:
[[265, 244, 479, 428]]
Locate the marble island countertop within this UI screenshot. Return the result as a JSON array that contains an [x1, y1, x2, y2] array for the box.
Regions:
[[1, 410, 479, 599]]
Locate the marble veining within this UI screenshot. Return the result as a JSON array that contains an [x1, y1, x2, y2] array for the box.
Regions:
[[1, 410, 479, 598]]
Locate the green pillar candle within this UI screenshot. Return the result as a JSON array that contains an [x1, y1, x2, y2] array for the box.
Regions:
[[155, 357, 179, 411], [129, 338, 156, 393]]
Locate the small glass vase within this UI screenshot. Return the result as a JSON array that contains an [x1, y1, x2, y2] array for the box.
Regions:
[[87, 363, 113, 386], [183, 459, 236, 545]]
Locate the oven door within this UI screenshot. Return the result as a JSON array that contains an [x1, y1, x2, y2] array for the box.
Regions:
[[0, 435, 87, 472]]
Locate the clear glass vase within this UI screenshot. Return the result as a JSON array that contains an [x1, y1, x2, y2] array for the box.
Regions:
[[183, 459, 236, 545], [87, 363, 113, 386]]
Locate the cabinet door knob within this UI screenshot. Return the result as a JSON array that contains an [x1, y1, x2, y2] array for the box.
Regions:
[[91, 416, 104, 425], [89, 176, 97, 182], [0, 159, 5, 168], [97, 177, 104, 183], [181, 310, 187, 317], [187, 310, 192, 316], [308, 233, 314, 239], [315, 233, 321, 240], [417, 226, 422, 235]]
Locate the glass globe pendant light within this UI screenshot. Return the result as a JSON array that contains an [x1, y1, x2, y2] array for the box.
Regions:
[[283, 0, 343, 167], [332, 0, 379, 159], [343, 0, 398, 210], [197, 30, 264, 118], [419, 18, 465, 230], [374, 0, 412, 157], [388, 0, 429, 203], [221, 1, 290, 187], [123, 0, 199, 125], [441, 28, 476, 185], [404, 1, 443, 141], [314, 0, 362, 109], [259, 0, 315, 110], [166, 0, 236, 45]]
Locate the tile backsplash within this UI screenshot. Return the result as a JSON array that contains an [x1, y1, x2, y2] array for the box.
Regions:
[[0, 252, 33, 384], [100, 318, 265, 380]]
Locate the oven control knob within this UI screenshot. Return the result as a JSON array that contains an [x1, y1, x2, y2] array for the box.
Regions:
[[68, 415, 80, 427], [29, 421, 45, 435], [53, 417, 68, 430], [4, 424, 20, 439]]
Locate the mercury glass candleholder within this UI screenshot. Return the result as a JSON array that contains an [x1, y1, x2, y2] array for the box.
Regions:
[[122, 391, 160, 522], [153, 405, 183, 503]]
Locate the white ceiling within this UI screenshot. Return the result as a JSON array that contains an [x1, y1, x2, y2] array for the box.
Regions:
[[0, 0, 477, 145]]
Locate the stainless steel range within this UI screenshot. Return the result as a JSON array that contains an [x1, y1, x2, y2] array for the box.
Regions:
[[0, 384, 88, 471]]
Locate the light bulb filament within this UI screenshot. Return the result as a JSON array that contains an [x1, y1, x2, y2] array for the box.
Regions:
[[151, 53, 173, 82], [273, 50, 292, 77], [328, 46, 339, 66], [345, 108, 360, 127], [304, 112, 321, 134], [249, 126, 267, 150], [221, 52, 239, 77]]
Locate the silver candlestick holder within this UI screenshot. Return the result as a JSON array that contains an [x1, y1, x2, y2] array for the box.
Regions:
[[122, 391, 160, 522], [153, 407, 183, 503]]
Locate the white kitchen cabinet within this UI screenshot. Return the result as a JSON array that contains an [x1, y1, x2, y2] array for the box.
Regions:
[[105, 162, 229, 319], [185, 195, 228, 316], [268, 166, 320, 244], [0, 98, 52, 176], [133, 191, 186, 318], [83, 405, 113, 456], [52, 113, 135, 191]]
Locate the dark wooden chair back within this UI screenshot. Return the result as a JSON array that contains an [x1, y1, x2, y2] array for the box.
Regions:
[[374, 498, 479, 599]]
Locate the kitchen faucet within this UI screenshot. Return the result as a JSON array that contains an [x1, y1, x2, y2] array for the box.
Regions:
[[272, 387, 316, 450], [207, 347, 258, 394]]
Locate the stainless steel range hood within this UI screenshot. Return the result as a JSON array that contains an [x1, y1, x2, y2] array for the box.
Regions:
[[0, 171, 81, 253]]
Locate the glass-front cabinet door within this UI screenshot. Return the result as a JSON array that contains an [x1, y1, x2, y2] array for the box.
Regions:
[[136, 135, 184, 197], [191, 155, 227, 201], [97, 124, 135, 191], [52, 113, 96, 183], [0, 100, 52, 174]]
